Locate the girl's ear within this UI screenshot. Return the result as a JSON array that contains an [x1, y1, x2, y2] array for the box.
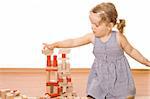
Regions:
[[107, 22, 114, 29], [110, 22, 114, 28], [107, 22, 114, 31]]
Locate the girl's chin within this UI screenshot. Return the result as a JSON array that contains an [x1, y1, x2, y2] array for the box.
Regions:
[[94, 33, 101, 37], [93, 32, 103, 37]]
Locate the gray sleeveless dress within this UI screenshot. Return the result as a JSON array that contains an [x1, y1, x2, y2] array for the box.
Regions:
[[87, 31, 136, 99]]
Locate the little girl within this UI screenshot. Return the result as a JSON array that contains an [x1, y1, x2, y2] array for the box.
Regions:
[[42, 2, 150, 99]]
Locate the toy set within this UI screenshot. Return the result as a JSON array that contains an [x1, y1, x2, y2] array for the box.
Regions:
[[43, 49, 79, 99], [0, 49, 88, 99], [0, 89, 27, 99]]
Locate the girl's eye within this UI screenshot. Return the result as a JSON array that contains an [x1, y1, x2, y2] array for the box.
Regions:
[[92, 23, 99, 27], [95, 24, 99, 27]]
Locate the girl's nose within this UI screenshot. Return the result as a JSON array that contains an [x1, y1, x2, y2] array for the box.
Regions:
[[91, 24, 97, 31], [92, 24, 97, 29]]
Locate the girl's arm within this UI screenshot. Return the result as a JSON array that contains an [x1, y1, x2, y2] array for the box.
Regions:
[[118, 33, 150, 67], [43, 33, 94, 49]]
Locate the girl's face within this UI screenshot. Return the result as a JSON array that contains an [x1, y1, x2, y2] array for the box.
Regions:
[[89, 12, 111, 37]]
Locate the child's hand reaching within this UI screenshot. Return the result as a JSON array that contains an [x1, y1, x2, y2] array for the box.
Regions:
[[42, 43, 54, 55]]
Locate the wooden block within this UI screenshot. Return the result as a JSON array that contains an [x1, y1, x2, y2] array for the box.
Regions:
[[66, 96, 73, 99], [0, 89, 11, 99], [42, 48, 53, 56], [58, 48, 70, 54], [46, 72, 50, 82], [10, 90, 20, 96], [66, 86, 73, 93], [21, 95, 28, 99], [6, 93, 14, 99], [39, 94, 50, 99]]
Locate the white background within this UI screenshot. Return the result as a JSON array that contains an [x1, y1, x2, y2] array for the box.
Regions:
[[0, 0, 150, 69]]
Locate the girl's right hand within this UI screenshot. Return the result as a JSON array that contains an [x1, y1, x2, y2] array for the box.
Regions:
[[42, 43, 54, 55]]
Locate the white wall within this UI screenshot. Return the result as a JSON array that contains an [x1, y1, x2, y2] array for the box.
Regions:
[[0, 0, 150, 69]]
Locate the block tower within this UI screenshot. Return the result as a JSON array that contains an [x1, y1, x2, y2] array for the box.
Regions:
[[44, 49, 77, 98]]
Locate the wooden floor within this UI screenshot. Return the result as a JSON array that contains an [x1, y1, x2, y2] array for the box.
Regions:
[[0, 68, 150, 98], [135, 96, 150, 99]]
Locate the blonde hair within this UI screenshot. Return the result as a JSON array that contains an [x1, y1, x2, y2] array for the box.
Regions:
[[117, 19, 125, 33], [91, 2, 126, 33]]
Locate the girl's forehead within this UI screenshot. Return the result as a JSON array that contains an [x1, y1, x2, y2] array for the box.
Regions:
[[90, 12, 102, 21], [90, 11, 100, 17], [90, 11, 109, 24], [90, 11, 105, 17]]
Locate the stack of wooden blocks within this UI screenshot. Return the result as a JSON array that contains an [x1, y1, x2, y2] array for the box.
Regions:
[[0, 89, 28, 99], [43, 49, 83, 99], [1, 48, 88, 99]]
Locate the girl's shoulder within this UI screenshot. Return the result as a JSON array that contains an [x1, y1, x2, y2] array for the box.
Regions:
[[116, 32, 128, 42], [116, 31, 129, 49]]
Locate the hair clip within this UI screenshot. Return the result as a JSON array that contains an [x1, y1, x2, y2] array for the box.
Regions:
[[96, 11, 105, 15]]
